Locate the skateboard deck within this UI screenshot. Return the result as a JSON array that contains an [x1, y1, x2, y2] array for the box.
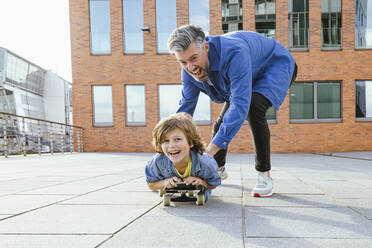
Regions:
[[160, 182, 206, 206]]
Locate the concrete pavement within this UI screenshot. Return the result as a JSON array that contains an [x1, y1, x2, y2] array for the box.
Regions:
[[0, 152, 371, 248]]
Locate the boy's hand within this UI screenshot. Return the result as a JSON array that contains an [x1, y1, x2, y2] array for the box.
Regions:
[[183, 176, 206, 187], [164, 177, 181, 188]]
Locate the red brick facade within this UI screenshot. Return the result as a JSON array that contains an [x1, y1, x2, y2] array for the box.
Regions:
[[69, 0, 372, 153]]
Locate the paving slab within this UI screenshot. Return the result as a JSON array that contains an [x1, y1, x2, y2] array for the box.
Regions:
[[245, 238, 372, 248], [0, 204, 154, 234], [0, 235, 109, 248], [0, 194, 72, 215], [148, 197, 242, 218], [245, 206, 372, 238], [244, 193, 339, 208], [99, 216, 243, 248], [60, 191, 161, 205]]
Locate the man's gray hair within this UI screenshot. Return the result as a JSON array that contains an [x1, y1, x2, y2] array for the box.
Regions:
[[167, 24, 205, 53]]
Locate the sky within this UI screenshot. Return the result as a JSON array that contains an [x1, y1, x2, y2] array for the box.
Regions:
[[0, 0, 72, 82]]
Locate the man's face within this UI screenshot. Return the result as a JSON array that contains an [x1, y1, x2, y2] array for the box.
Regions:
[[174, 41, 210, 82]]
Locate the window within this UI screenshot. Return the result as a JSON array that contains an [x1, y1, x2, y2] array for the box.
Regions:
[[288, 0, 309, 50], [125, 85, 146, 126], [123, 0, 144, 54], [290, 82, 341, 122], [89, 0, 111, 55], [356, 80, 372, 121], [156, 0, 177, 53], [355, 0, 372, 48], [255, 0, 276, 39], [158, 85, 211, 125], [92, 85, 113, 126], [189, 0, 210, 35], [0, 49, 4, 84], [322, 0, 342, 49], [222, 0, 243, 34]]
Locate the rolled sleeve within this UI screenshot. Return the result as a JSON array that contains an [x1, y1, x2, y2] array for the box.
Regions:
[[145, 156, 163, 183]]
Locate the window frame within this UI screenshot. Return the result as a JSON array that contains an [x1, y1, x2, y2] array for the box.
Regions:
[[157, 84, 212, 125], [88, 0, 112, 55], [155, 0, 177, 54], [290, 81, 342, 123], [355, 80, 372, 122], [92, 85, 114, 127], [125, 84, 146, 126], [321, 0, 342, 50], [122, 0, 144, 54]]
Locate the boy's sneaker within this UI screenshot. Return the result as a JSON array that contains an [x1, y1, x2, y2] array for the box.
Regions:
[[251, 172, 273, 197], [218, 166, 228, 180]]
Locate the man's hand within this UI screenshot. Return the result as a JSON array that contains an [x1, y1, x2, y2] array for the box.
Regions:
[[164, 177, 182, 189], [206, 143, 221, 157], [183, 176, 207, 187]]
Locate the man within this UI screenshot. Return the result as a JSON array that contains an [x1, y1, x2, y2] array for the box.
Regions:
[[167, 24, 297, 197]]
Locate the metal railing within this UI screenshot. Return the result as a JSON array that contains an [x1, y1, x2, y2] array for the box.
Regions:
[[0, 111, 84, 158]]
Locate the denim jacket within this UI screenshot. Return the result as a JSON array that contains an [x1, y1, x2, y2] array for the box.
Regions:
[[145, 150, 221, 201]]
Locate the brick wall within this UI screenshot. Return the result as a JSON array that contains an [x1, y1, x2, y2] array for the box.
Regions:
[[70, 0, 372, 153]]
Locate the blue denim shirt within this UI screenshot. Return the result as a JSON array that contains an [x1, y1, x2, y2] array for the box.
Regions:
[[177, 31, 295, 150], [145, 150, 221, 201]]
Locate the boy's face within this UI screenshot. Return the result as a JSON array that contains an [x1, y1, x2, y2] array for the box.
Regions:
[[161, 128, 192, 168]]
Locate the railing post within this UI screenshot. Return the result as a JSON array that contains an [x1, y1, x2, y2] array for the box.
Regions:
[[61, 124, 65, 154], [76, 128, 80, 153], [70, 126, 73, 153], [80, 128, 84, 152], [50, 123, 54, 155], [22, 118, 27, 156], [37, 120, 41, 156], [4, 115, 8, 158]]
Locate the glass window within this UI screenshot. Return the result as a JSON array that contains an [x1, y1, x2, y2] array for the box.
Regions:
[[222, 0, 243, 34], [156, 0, 177, 53], [288, 0, 309, 50], [123, 0, 144, 54], [0, 49, 4, 84], [189, 0, 210, 35], [355, 0, 372, 48], [89, 0, 111, 55], [317, 82, 341, 118], [322, 0, 342, 49], [290, 82, 341, 122], [125, 85, 146, 126], [266, 105, 276, 120], [92, 85, 113, 126], [290, 82, 314, 119], [158, 85, 211, 124], [255, 0, 276, 39], [356, 80, 372, 120]]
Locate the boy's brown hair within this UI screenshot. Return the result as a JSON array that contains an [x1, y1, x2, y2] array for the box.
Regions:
[[152, 112, 205, 154]]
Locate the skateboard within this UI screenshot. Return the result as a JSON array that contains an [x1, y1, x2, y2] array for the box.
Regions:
[[160, 182, 206, 206]]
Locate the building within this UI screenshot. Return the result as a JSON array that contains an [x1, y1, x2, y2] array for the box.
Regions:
[[69, 0, 372, 153], [0, 47, 73, 153]]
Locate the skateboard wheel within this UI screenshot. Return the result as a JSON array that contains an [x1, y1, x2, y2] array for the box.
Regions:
[[188, 191, 194, 197], [196, 194, 205, 206], [159, 188, 164, 197], [163, 194, 170, 206]]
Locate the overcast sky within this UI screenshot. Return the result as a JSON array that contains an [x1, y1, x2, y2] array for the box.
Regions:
[[0, 0, 72, 82]]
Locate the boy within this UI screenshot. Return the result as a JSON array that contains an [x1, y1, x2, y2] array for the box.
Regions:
[[145, 112, 221, 202]]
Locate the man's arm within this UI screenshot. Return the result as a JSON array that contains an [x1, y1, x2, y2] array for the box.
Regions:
[[177, 70, 200, 115]]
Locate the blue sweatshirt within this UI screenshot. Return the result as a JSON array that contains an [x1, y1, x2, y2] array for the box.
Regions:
[[177, 31, 295, 149]]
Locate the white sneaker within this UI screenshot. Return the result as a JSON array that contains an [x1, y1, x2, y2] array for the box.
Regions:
[[251, 172, 273, 197], [217, 166, 228, 180]]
